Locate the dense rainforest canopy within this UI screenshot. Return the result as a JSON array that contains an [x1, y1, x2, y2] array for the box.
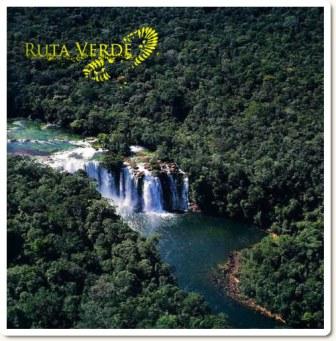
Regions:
[[7, 7, 324, 328]]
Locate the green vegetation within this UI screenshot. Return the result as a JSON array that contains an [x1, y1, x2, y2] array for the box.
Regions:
[[7, 156, 228, 328], [100, 152, 124, 173], [239, 209, 323, 328], [7, 7, 324, 328]]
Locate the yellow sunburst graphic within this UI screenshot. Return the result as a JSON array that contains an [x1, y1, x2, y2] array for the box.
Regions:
[[123, 27, 159, 67], [83, 27, 158, 82], [82, 58, 112, 82]]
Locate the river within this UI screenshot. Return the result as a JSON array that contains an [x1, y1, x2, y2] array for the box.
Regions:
[[7, 119, 278, 328]]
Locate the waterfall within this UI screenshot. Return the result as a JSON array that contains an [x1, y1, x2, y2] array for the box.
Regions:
[[44, 145, 188, 214], [83, 163, 165, 213], [143, 175, 164, 213], [167, 174, 178, 211], [164, 173, 189, 212], [180, 177, 189, 211], [119, 167, 140, 211], [99, 167, 117, 200], [84, 161, 118, 200], [84, 160, 100, 182], [84, 165, 188, 214]]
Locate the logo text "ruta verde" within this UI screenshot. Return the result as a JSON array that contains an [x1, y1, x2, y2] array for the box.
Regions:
[[24, 27, 159, 82], [25, 42, 132, 59]]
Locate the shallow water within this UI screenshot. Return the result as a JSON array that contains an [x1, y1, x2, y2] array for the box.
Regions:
[[7, 119, 79, 155]]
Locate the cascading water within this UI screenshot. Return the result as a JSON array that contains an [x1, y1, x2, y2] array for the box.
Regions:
[[143, 175, 164, 213], [84, 164, 188, 214], [119, 167, 140, 211], [84, 161, 117, 200], [180, 177, 189, 211], [167, 174, 178, 211], [43, 144, 188, 214], [100, 168, 117, 200], [85, 160, 100, 182]]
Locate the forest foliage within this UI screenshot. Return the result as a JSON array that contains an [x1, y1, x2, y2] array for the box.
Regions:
[[7, 7, 324, 328]]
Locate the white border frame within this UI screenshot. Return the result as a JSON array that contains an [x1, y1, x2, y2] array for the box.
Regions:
[[1, 0, 331, 337]]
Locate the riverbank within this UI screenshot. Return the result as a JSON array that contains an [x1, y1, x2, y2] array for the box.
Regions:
[[213, 251, 286, 325]]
